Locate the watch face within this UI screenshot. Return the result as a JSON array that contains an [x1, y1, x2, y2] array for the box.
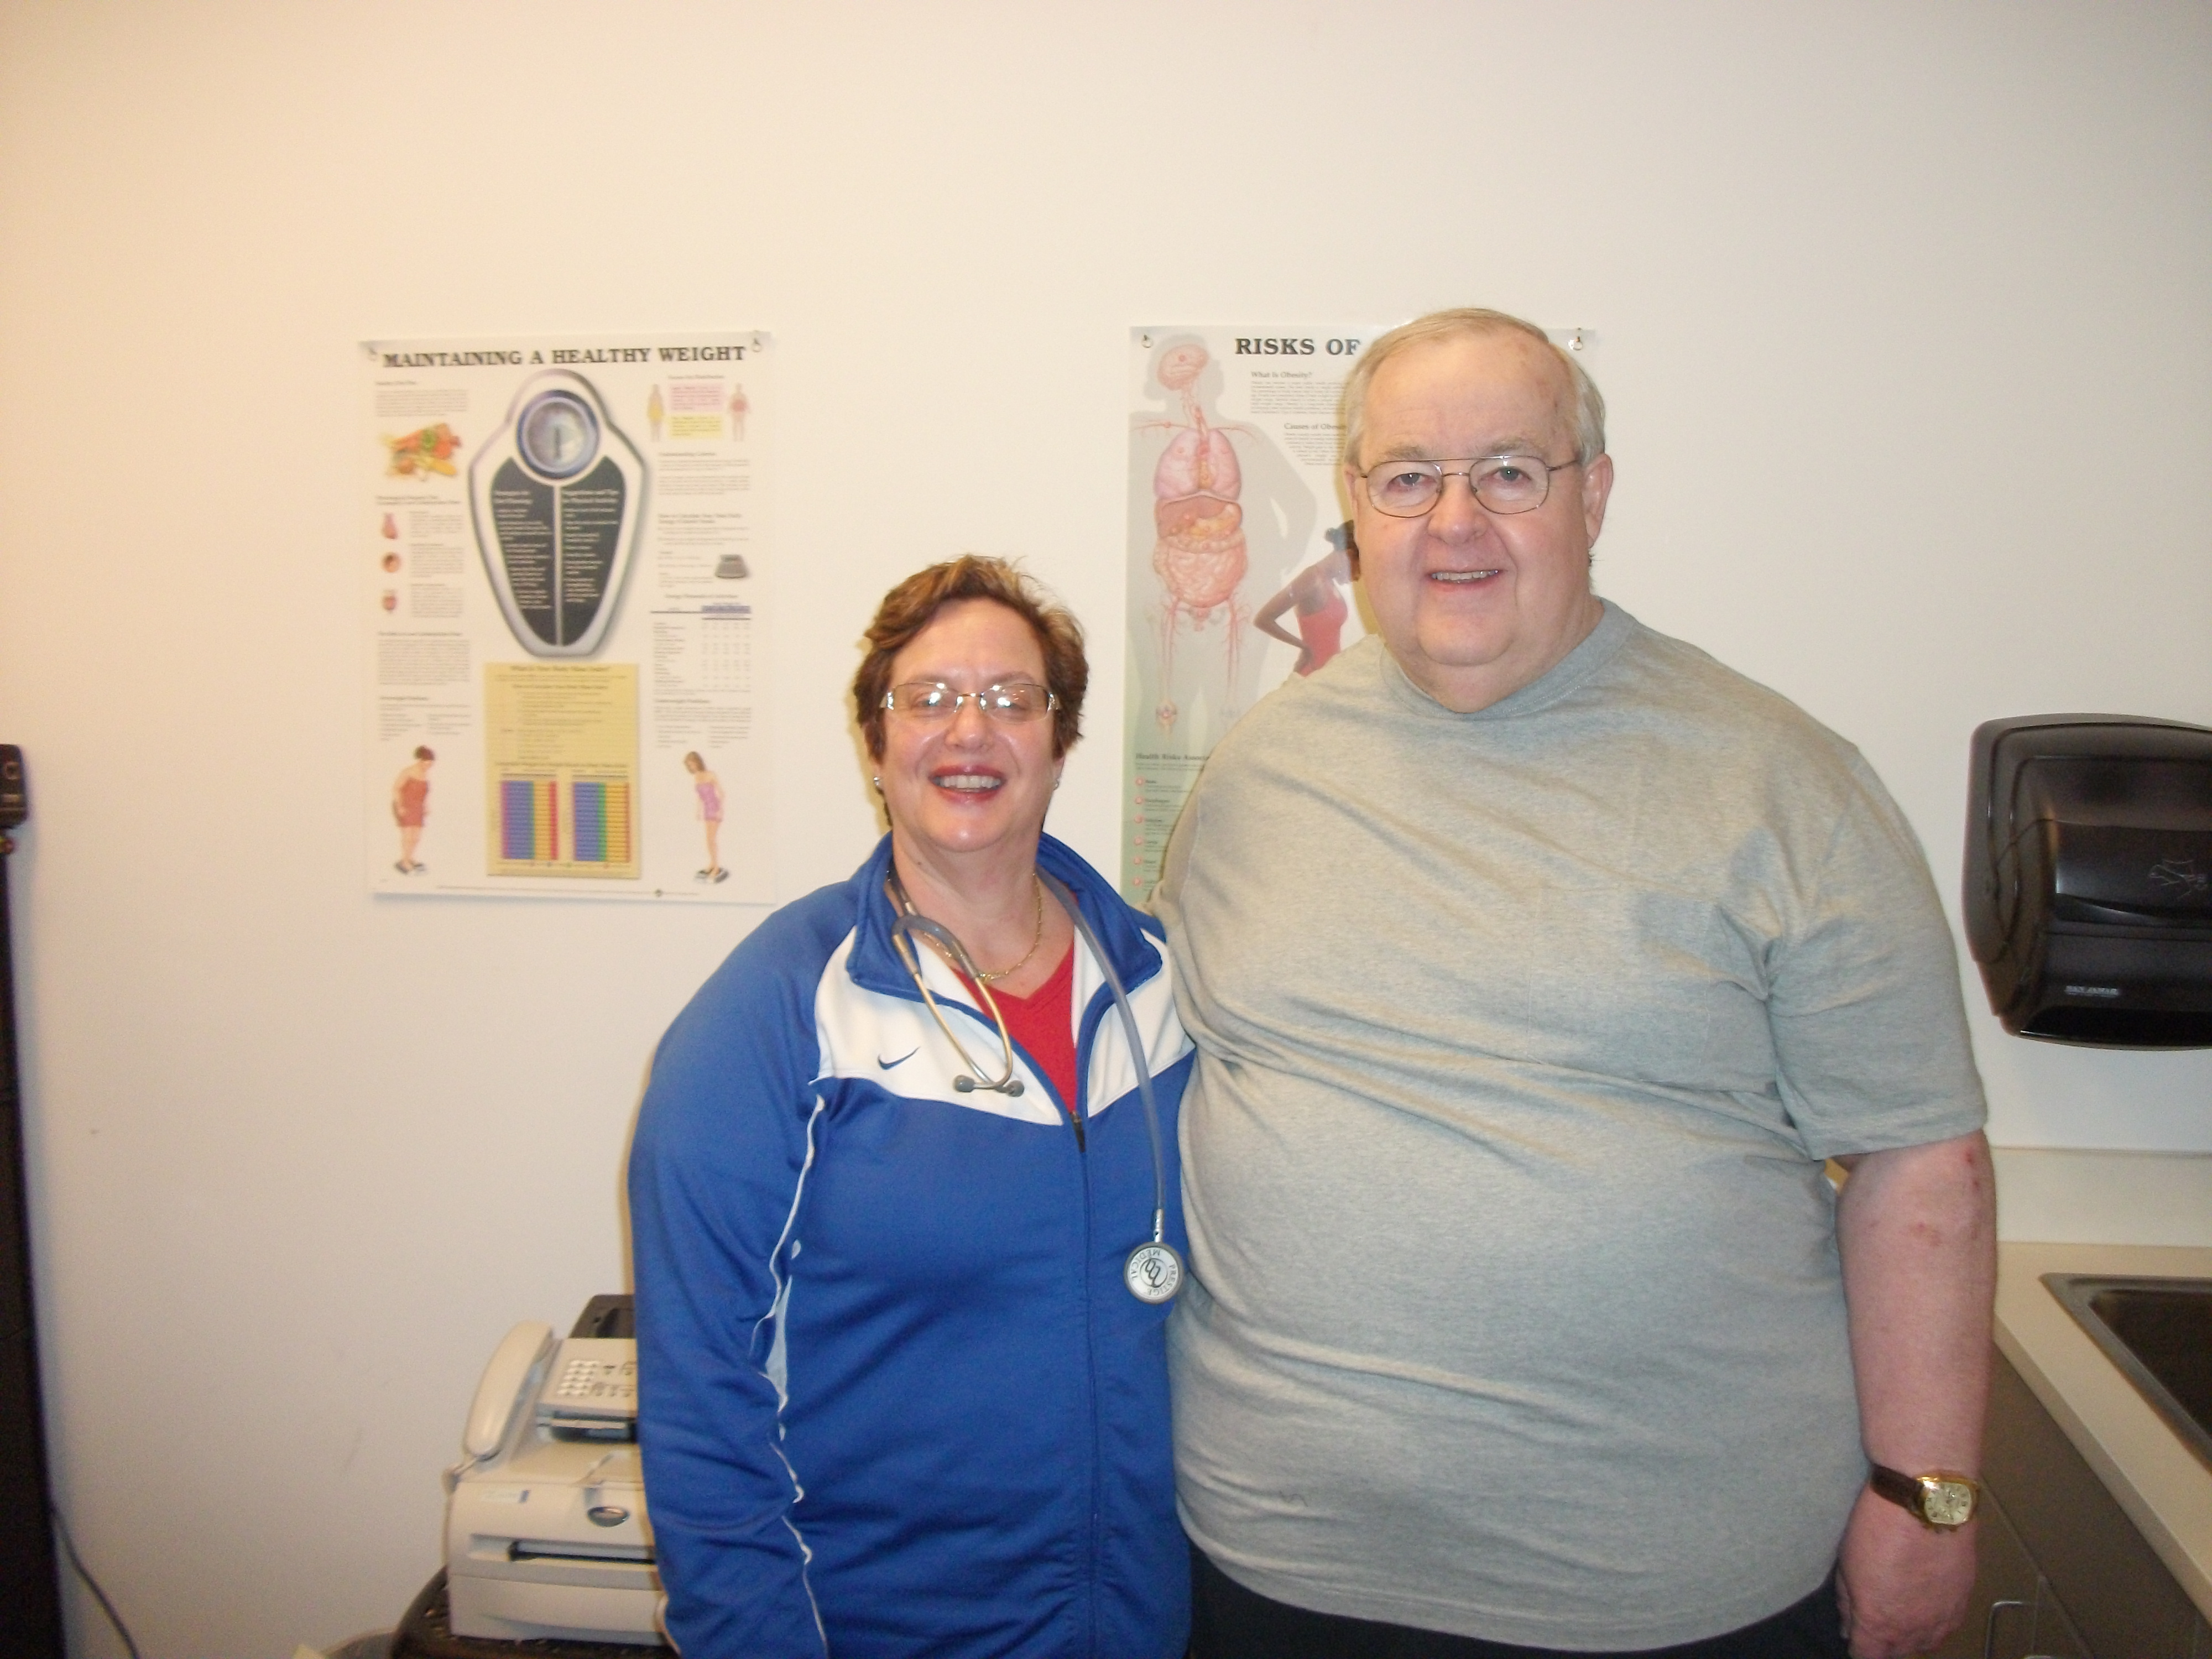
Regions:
[[1921, 1478, 1975, 1527]]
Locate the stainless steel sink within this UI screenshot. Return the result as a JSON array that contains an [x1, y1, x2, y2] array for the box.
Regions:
[[2043, 1274, 2212, 1469]]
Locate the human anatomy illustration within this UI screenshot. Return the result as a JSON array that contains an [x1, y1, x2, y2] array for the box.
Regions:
[[1121, 325, 1373, 900], [1127, 336, 1313, 739], [1144, 341, 1252, 691]]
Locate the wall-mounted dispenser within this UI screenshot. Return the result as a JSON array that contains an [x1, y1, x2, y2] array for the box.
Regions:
[[1964, 714, 2212, 1047]]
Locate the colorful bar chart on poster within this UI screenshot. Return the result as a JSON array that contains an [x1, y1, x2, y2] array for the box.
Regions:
[[484, 664, 641, 879], [499, 777, 561, 863], [571, 777, 633, 864]]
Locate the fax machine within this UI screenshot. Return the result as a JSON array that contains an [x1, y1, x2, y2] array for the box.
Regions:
[[444, 1295, 662, 1645]]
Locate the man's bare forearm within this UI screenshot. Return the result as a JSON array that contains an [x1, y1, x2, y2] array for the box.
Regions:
[[1834, 1132, 1996, 1471], [1830, 1131, 1996, 1658]]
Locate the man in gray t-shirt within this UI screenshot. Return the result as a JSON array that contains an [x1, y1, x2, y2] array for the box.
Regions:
[[1154, 310, 1994, 1659]]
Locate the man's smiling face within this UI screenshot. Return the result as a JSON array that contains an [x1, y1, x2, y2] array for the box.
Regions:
[[1345, 330, 1613, 713]]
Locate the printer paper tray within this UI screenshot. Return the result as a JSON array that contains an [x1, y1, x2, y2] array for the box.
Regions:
[[447, 1572, 664, 1646]]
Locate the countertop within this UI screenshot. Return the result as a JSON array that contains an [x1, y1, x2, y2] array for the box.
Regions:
[[1994, 1239, 2212, 1621]]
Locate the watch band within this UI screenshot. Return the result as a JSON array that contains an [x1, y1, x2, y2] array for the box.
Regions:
[[1867, 1463, 1980, 1528]]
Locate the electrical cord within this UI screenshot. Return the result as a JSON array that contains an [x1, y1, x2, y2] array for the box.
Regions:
[[50, 1503, 142, 1659]]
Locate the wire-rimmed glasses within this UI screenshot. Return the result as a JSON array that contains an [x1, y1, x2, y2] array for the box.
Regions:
[[883, 681, 1060, 722], [1359, 453, 1579, 518]]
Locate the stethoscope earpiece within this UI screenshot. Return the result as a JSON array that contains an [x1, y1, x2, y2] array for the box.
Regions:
[[947, 1073, 1021, 1095]]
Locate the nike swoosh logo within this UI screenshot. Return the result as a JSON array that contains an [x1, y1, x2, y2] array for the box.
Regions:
[[877, 1049, 919, 1070]]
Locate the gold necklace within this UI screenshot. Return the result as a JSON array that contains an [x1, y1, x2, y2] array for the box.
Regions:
[[974, 878, 1046, 984]]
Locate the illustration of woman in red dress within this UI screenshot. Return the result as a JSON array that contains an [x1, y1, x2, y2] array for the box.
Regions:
[[390, 746, 434, 874], [1254, 523, 1356, 677]]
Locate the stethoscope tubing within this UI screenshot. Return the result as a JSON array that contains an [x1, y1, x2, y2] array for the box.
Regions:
[[885, 901, 1026, 1096], [1041, 872, 1171, 1249], [884, 872, 1173, 1251]]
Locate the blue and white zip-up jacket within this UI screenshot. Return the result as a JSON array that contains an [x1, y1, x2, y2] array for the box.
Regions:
[[629, 833, 1194, 1659]]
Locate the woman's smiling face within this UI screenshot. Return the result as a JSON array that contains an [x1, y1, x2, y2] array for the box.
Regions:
[[878, 598, 1060, 871]]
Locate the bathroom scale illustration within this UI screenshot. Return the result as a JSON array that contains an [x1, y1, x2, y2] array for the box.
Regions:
[[468, 372, 646, 656]]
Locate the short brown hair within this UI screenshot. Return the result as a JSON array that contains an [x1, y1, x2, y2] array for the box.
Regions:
[[1340, 307, 1606, 472], [853, 556, 1088, 760]]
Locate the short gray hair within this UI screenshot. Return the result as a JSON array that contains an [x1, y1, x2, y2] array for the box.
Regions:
[[1340, 308, 1606, 472]]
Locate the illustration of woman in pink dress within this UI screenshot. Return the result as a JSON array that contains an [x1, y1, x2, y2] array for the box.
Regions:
[[684, 752, 727, 883], [1254, 523, 1356, 677], [391, 747, 434, 874]]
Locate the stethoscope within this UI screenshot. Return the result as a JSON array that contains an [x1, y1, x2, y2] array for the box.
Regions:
[[884, 870, 1184, 1306]]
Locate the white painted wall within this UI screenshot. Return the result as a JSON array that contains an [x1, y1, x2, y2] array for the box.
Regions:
[[0, 2, 2206, 1651]]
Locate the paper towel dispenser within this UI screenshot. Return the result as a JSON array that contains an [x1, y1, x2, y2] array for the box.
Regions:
[[1964, 714, 2212, 1047]]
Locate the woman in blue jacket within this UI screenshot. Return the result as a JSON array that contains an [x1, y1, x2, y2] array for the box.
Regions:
[[629, 556, 1193, 1658]]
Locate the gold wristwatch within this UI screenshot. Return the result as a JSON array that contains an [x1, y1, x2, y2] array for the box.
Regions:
[[1868, 1463, 1980, 1529]]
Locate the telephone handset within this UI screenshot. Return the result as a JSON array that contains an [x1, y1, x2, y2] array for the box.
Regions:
[[448, 1320, 556, 1490], [451, 1319, 640, 1491]]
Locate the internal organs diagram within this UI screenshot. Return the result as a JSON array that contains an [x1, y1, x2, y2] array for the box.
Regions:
[[1147, 343, 1249, 691]]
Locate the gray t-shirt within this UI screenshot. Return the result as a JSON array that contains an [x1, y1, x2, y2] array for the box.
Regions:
[[1154, 602, 1986, 1650]]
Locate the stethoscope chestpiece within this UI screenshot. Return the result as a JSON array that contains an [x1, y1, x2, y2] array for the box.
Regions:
[[1124, 1241, 1185, 1305]]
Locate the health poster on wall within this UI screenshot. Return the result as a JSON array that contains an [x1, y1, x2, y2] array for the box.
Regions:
[[1121, 326, 1381, 900], [363, 332, 771, 901]]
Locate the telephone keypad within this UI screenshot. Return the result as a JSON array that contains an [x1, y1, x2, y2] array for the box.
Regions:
[[538, 1338, 639, 1431], [554, 1355, 636, 1406]]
